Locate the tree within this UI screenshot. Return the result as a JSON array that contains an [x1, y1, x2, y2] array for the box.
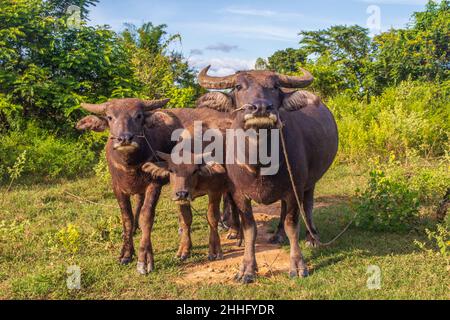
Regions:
[[0, 0, 139, 132], [371, 0, 449, 94], [122, 23, 200, 108], [267, 48, 307, 74], [299, 25, 372, 99], [46, 0, 99, 20], [254, 58, 268, 70]]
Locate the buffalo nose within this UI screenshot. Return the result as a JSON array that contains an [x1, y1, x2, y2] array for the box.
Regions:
[[247, 101, 274, 115], [118, 133, 134, 144], [176, 191, 189, 200]]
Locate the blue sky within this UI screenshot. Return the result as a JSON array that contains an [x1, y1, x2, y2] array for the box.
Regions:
[[89, 0, 432, 75]]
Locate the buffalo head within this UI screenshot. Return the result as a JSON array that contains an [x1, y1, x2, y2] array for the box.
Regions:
[[196, 66, 318, 129], [141, 151, 225, 204], [76, 98, 170, 153]]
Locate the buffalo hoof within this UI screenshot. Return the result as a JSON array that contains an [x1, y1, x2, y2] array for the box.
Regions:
[[136, 262, 153, 275], [120, 257, 132, 265], [305, 240, 319, 248], [289, 268, 309, 279], [227, 231, 239, 240], [235, 273, 256, 284], [208, 252, 224, 261], [177, 253, 189, 261], [306, 232, 320, 248], [268, 233, 287, 244]]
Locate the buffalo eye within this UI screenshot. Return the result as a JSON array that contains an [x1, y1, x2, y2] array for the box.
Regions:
[[107, 115, 113, 121], [235, 84, 243, 91]]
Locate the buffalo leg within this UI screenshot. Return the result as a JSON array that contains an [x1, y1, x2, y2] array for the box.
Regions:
[[133, 193, 144, 234], [285, 198, 309, 278], [223, 192, 241, 240], [233, 194, 257, 284], [207, 193, 223, 260], [303, 187, 320, 247], [136, 182, 161, 275], [269, 200, 287, 244], [114, 190, 134, 265], [176, 204, 192, 261]]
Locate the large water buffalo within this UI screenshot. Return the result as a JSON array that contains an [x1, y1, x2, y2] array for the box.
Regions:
[[76, 98, 238, 274], [196, 66, 338, 283]]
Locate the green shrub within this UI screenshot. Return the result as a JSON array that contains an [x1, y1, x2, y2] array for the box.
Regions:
[[355, 154, 450, 231], [355, 168, 420, 232], [49, 224, 81, 255], [0, 124, 99, 182], [414, 224, 449, 261], [329, 80, 450, 162]]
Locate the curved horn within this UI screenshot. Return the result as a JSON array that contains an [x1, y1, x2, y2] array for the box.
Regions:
[[198, 65, 237, 89], [277, 67, 314, 88], [80, 103, 107, 114], [142, 98, 170, 111]]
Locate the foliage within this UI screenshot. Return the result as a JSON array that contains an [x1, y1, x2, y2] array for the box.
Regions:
[[261, 0, 449, 100], [50, 223, 81, 255], [0, 0, 141, 133], [329, 80, 450, 161], [0, 124, 97, 182], [266, 48, 307, 74], [355, 153, 450, 232], [355, 167, 420, 232], [0, 0, 200, 182], [414, 224, 449, 261], [0, 220, 30, 243], [122, 22, 200, 108], [300, 25, 372, 99], [46, 0, 99, 20]]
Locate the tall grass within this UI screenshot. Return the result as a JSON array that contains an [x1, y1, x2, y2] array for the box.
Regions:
[[329, 80, 449, 162]]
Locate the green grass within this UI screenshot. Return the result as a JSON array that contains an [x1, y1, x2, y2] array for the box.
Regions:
[[0, 164, 448, 300]]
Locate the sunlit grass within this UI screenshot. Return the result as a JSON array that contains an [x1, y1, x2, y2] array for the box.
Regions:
[[0, 164, 447, 300]]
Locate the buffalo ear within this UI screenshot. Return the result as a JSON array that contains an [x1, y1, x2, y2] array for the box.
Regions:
[[281, 90, 321, 111], [145, 111, 176, 128], [199, 162, 226, 177], [141, 161, 169, 178], [196, 92, 234, 112], [76, 115, 108, 132]]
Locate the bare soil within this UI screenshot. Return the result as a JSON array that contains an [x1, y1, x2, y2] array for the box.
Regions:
[[176, 202, 291, 285]]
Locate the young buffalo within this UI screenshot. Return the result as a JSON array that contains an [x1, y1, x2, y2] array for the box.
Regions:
[[142, 151, 228, 261]]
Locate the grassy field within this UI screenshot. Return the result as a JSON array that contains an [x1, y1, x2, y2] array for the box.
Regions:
[[0, 163, 448, 300]]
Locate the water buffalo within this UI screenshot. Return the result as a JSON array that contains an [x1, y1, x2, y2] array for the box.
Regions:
[[76, 98, 238, 273], [196, 66, 338, 283], [142, 150, 228, 261]]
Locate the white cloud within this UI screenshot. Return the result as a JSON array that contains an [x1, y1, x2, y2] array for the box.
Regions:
[[223, 6, 304, 19], [186, 22, 299, 42], [224, 7, 277, 17], [188, 56, 256, 76]]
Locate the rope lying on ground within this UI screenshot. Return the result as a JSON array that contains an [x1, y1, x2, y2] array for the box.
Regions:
[[276, 114, 356, 247], [64, 190, 117, 208]]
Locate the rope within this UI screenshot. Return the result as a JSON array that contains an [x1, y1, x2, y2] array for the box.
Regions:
[[276, 114, 356, 247], [136, 131, 160, 161]]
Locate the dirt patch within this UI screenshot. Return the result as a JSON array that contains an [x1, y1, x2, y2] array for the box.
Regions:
[[177, 202, 292, 285]]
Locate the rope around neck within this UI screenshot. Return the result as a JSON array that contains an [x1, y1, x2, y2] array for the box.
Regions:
[[137, 131, 160, 162], [276, 114, 356, 247]]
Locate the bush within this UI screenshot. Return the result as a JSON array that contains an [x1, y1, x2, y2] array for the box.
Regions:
[[355, 154, 450, 232], [329, 80, 450, 162], [414, 224, 449, 261], [0, 124, 100, 182], [49, 224, 81, 255], [355, 168, 420, 232]]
